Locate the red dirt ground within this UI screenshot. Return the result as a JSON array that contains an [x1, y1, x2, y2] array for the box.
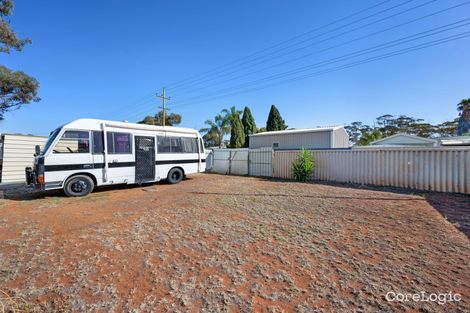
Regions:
[[0, 173, 469, 312]]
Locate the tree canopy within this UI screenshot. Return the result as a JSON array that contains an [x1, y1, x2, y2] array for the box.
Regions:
[[200, 113, 230, 148], [266, 105, 287, 131], [138, 110, 182, 126], [241, 106, 256, 147], [222, 106, 242, 124], [357, 129, 382, 146], [0, 65, 39, 120], [345, 112, 461, 145], [457, 99, 470, 135], [229, 112, 245, 148], [0, 0, 38, 120]]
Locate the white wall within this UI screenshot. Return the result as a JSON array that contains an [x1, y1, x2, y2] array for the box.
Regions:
[[1, 134, 47, 183]]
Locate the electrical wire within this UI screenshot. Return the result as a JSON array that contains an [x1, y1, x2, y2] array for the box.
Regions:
[[166, 20, 470, 107], [165, 30, 470, 110], [170, 0, 424, 92], [169, 1, 468, 98]]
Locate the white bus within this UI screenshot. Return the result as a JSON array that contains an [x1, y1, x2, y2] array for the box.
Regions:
[[25, 118, 206, 196]]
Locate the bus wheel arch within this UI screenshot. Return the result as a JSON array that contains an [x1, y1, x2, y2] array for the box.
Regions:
[[63, 173, 96, 197], [167, 167, 184, 184]]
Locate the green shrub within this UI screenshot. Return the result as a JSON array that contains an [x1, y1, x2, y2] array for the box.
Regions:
[[292, 148, 314, 182]]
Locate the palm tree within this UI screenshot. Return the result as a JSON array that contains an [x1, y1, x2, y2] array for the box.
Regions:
[[222, 106, 242, 124], [457, 99, 470, 115], [200, 113, 230, 148]]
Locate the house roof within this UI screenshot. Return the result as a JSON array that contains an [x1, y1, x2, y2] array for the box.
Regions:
[[370, 133, 438, 145], [249, 126, 344, 137], [439, 135, 470, 145]]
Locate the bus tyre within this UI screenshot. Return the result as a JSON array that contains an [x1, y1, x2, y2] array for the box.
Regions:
[[167, 168, 183, 184], [64, 175, 94, 197]]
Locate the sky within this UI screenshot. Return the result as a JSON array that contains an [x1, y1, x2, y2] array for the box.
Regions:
[[1, 0, 469, 136]]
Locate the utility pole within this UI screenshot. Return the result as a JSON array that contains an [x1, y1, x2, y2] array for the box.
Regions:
[[156, 87, 171, 126]]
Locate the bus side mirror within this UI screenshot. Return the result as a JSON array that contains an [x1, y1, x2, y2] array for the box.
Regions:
[[35, 145, 41, 156]]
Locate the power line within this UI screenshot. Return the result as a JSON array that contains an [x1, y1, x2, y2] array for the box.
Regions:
[[121, 0, 438, 118], [124, 21, 470, 121], [167, 0, 425, 92], [169, 1, 468, 99], [167, 19, 470, 107], [166, 29, 470, 109], [164, 0, 395, 90]]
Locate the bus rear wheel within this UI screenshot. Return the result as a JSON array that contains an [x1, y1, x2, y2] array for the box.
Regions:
[[167, 168, 183, 184], [64, 175, 94, 197]]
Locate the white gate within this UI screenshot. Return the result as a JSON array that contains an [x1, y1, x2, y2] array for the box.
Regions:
[[249, 148, 273, 177], [210, 149, 249, 175]]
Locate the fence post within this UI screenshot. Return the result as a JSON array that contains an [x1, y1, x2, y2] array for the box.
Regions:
[[247, 150, 251, 176], [271, 149, 275, 178], [228, 150, 232, 175], [466, 150, 470, 194]]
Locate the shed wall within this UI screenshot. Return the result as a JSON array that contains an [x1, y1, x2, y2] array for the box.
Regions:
[[332, 128, 350, 148], [1, 134, 47, 183], [249, 131, 332, 149]]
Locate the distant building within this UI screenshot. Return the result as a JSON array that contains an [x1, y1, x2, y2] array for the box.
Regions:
[[369, 133, 438, 147], [249, 126, 349, 150], [0, 133, 47, 184], [439, 136, 470, 146], [368, 133, 470, 147]]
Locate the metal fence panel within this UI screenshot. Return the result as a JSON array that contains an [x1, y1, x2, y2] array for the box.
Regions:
[[249, 148, 273, 177], [209, 149, 249, 175], [230, 149, 249, 175], [208, 147, 470, 194], [272, 147, 470, 194]]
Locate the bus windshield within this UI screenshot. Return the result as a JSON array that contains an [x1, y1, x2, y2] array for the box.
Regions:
[[43, 127, 61, 154]]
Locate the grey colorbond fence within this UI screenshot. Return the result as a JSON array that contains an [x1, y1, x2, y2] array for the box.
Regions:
[[207, 147, 470, 194]]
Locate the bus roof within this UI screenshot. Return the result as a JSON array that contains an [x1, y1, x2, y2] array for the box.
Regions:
[[63, 118, 200, 135]]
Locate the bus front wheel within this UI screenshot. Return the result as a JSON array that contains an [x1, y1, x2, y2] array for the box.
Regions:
[[167, 168, 183, 184], [64, 175, 94, 197]]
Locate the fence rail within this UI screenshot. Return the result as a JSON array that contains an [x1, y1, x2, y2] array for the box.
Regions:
[[207, 147, 470, 194]]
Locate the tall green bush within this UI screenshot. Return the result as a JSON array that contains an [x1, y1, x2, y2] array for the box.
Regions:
[[241, 106, 257, 147], [266, 105, 287, 131], [229, 112, 245, 148], [292, 148, 314, 182]]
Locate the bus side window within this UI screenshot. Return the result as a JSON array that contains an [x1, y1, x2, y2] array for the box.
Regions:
[[92, 131, 104, 154], [157, 136, 171, 153], [53, 130, 90, 153], [106, 132, 132, 154], [170, 137, 183, 153], [181, 138, 197, 153]]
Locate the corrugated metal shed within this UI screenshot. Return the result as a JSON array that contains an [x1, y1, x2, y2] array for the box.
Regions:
[[249, 126, 349, 150], [0, 134, 47, 184]]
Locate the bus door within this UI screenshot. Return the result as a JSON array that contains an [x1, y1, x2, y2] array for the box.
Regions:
[[135, 136, 156, 183]]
